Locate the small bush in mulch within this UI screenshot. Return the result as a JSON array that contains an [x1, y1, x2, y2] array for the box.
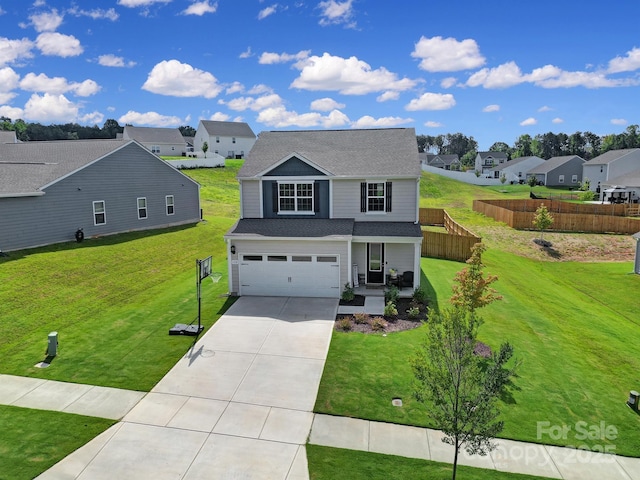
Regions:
[[338, 294, 366, 307], [370, 316, 388, 331], [474, 340, 493, 358], [353, 312, 369, 324], [336, 317, 352, 332], [334, 297, 428, 334]]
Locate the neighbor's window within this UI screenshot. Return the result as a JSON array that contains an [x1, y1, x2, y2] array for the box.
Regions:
[[559, 175, 565, 184], [232, 137, 236, 144], [278, 182, 313, 213], [166, 195, 175, 215], [151, 145, 160, 154], [137, 197, 147, 219], [367, 182, 385, 212], [216, 136, 220, 143], [93, 200, 106, 225], [572, 174, 578, 183]]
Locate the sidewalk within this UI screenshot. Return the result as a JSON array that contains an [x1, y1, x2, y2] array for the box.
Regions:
[[308, 414, 640, 480]]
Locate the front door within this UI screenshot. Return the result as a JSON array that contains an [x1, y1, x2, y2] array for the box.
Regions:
[[367, 243, 384, 284]]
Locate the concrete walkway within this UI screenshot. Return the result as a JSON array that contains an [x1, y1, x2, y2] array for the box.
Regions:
[[308, 414, 640, 480], [30, 296, 338, 480]]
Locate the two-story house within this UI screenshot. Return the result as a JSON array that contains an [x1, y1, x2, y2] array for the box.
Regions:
[[122, 125, 187, 156], [490, 156, 545, 182], [194, 120, 256, 159], [224, 128, 423, 298], [475, 151, 508, 175], [583, 149, 640, 200], [423, 154, 461, 171]]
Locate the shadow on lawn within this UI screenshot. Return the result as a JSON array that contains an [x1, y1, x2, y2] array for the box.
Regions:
[[419, 269, 440, 312]]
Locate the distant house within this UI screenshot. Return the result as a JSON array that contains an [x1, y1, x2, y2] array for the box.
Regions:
[[527, 155, 585, 187], [122, 125, 187, 156], [423, 153, 461, 171], [583, 149, 640, 193], [0, 131, 18, 143], [194, 120, 256, 159], [490, 156, 545, 183], [475, 151, 508, 174], [0, 139, 201, 252]]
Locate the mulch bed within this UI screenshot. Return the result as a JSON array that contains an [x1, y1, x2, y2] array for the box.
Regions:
[[335, 297, 427, 334], [338, 294, 366, 307]]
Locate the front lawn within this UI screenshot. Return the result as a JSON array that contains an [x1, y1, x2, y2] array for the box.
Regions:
[[315, 252, 640, 456]]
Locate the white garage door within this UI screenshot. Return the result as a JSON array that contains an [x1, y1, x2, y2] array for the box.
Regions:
[[239, 254, 340, 297]]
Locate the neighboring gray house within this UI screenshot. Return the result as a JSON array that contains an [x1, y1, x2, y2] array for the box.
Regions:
[[527, 155, 585, 187], [194, 120, 256, 159], [423, 154, 461, 171], [224, 128, 423, 298], [490, 156, 545, 183], [583, 149, 640, 196], [0, 131, 18, 143], [0, 139, 201, 252], [122, 125, 187, 156], [475, 151, 508, 174]]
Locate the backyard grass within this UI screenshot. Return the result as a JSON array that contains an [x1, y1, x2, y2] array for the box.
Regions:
[[0, 405, 115, 480], [307, 444, 551, 480]]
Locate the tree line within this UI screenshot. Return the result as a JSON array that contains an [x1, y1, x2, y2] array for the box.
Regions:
[[419, 125, 640, 168]]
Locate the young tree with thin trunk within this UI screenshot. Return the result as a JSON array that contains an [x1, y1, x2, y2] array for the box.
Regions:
[[533, 203, 554, 242], [202, 141, 208, 158]]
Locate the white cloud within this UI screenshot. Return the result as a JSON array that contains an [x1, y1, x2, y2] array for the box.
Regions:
[[239, 47, 253, 59], [535, 70, 638, 88], [352, 115, 413, 128], [209, 112, 230, 121], [467, 61, 525, 89], [412, 36, 485, 72], [183, 1, 218, 16], [482, 104, 500, 112], [440, 77, 457, 89], [258, 5, 277, 20], [226, 81, 244, 94], [405, 92, 456, 111], [520, 117, 537, 126], [291, 52, 419, 95], [247, 84, 273, 95], [19, 73, 100, 96], [538, 105, 552, 112], [68, 7, 119, 21], [30, 9, 63, 33], [98, 54, 136, 67], [424, 121, 443, 128], [23, 93, 79, 123], [259, 50, 310, 64], [376, 91, 399, 102], [552, 117, 564, 124], [0, 105, 23, 119], [142, 59, 222, 98], [222, 93, 283, 112], [118, 110, 182, 126], [611, 118, 627, 126], [80, 111, 105, 125], [118, 0, 172, 7], [0, 37, 34, 66], [318, 0, 355, 27], [310, 97, 345, 111], [0, 66, 20, 93], [36, 32, 83, 57], [608, 47, 640, 73], [257, 106, 349, 128]]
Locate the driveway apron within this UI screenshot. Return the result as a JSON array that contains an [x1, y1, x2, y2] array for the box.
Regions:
[[37, 296, 338, 480]]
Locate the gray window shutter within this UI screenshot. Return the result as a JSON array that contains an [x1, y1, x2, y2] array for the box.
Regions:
[[360, 182, 366, 212], [272, 182, 278, 213], [385, 181, 392, 212], [314, 181, 320, 213]]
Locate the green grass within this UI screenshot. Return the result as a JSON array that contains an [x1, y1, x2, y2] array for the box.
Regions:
[[307, 444, 551, 480], [0, 405, 115, 480], [315, 252, 640, 456]]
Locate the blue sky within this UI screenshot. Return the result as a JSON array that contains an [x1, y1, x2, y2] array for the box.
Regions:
[[1, 0, 639, 149]]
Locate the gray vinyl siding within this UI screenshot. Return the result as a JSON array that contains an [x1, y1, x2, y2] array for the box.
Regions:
[[0, 143, 200, 252], [351, 242, 415, 283], [545, 159, 583, 186], [265, 157, 325, 176], [332, 178, 417, 222], [227, 239, 349, 295], [241, 180, 261, 218]]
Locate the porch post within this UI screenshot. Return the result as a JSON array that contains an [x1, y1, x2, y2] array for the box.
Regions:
[[414, 241, 421, 290]]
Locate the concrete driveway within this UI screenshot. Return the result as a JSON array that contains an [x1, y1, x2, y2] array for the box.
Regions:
[[37, 296, 338, 480]]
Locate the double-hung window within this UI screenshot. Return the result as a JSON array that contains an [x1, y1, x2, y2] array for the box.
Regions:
[[278, 182, 313, 213], [137, 197, 147, 219], [166, 195, 175, 215], [360, 181, 392, 213], [93, 201, 106, 225]]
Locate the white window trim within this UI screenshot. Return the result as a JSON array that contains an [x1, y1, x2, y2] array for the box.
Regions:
[[166, 195, 175, 216], [277, 181, 315, 214], [366, 181, 386, 213], [572, 174, 578, 183], [137, 197, 148, 220], [93, 200, 106, 226], [559, 175, 565, 184]]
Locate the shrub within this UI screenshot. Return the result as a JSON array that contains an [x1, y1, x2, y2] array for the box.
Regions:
[[370, 316, 388, 331], [412, 287, 428, 305], [353, 312, 369, 324], [578, 190, 595, 201], [406, 306, 420, 319], [384, 301, 398, 317], [385, 285, 399, 303], [341, 283, 355, 302], [336, 317, 352, 331]]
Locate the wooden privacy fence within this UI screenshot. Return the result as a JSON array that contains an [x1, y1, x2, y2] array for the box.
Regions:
[[473, 199, 640, 234], [419, 208, 481, 262]]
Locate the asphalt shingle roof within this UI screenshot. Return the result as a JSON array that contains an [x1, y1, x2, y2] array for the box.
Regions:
[[123, 126, 185, 144], [583, 148, 640, 165], [0, 139, 130, 195], [528, 155, 584, 174], [200, 121, 256, 138], [478, 151, 508, 160], [492, 156, 542, 171], [238, 128, 420, 178]]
